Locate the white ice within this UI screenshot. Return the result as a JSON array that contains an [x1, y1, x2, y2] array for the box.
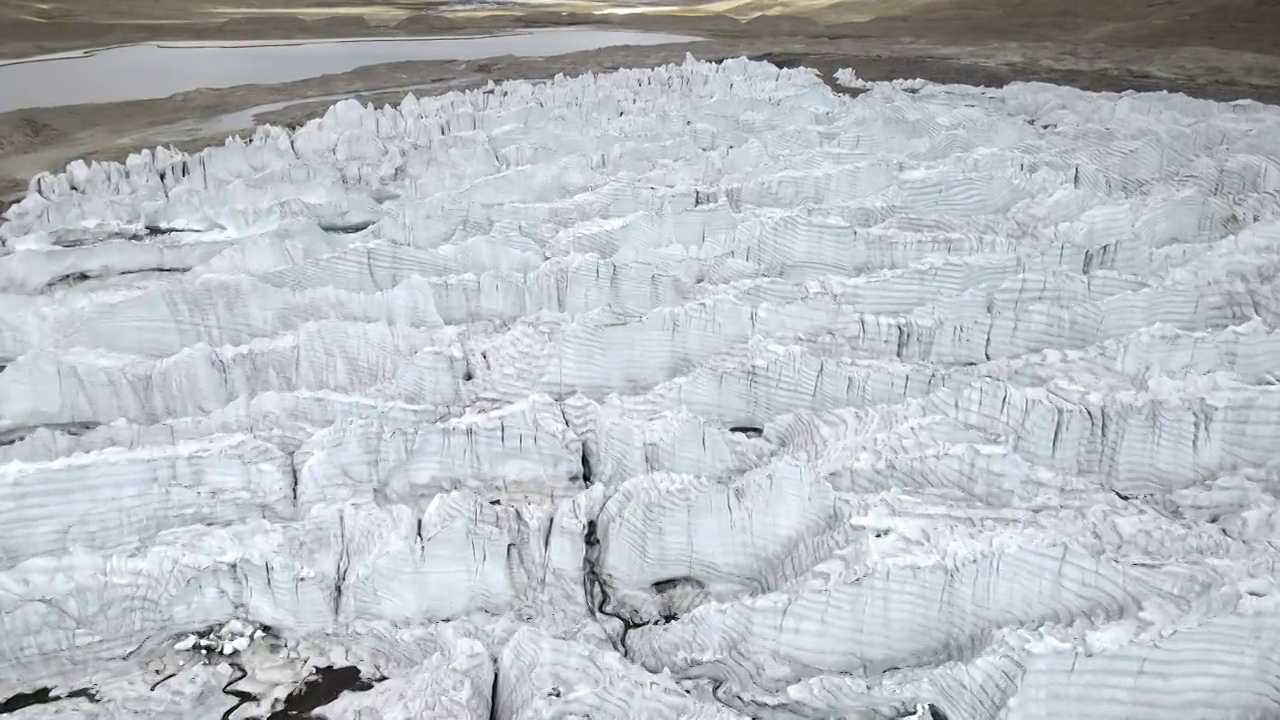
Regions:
[[2, 55, 1280, 719]]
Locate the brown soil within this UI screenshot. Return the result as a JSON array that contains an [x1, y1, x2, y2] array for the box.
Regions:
[[2, 0, 1280, 213], [3, 0, 1278, 58]]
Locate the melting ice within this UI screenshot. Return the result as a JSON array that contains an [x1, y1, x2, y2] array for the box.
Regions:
[[2, 56, 1280, 719]]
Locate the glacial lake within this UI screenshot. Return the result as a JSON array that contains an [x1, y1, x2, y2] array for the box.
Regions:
[[0, 29, 700, 113]]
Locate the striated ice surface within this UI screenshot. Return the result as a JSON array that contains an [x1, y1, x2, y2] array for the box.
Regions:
[[2, 55, 1280, 719]]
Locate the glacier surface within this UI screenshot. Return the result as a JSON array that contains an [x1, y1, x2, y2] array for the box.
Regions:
[[2, 55, 1280, 719]]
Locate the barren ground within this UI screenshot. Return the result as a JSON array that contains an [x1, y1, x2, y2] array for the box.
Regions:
[[2, 0, 1280, 212]]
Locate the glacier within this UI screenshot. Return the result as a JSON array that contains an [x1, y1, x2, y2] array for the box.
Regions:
[[1, 55, 1280, 719]]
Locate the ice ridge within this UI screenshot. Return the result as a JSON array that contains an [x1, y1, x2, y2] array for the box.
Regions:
[[2, 55, 1280, 719]]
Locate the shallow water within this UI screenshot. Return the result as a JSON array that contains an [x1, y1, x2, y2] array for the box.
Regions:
[[0, 29, 698, 113]]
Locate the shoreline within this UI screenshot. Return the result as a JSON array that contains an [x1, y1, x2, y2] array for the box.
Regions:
[[0, 28, 701, 113]]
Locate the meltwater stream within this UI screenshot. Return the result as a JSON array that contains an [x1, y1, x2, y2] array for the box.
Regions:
[[0, 28, 699, 113]]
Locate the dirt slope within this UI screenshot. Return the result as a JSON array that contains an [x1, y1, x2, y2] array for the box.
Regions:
[[3, 0, 1279, 58]]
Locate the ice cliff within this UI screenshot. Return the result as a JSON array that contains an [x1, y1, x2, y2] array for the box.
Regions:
[[2, 55, 1280, 719]]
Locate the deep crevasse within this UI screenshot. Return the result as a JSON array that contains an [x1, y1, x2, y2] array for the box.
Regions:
[[1, 55, 1279, 720]]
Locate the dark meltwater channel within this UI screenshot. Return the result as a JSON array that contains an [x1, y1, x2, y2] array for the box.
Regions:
[[0, 686, 98, 715]]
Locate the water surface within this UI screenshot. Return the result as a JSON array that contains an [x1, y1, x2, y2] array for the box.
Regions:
[[0, 29, 699, 113]]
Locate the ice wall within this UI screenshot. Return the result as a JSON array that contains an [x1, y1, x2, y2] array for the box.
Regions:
[[2, 55, 1280, 719]]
